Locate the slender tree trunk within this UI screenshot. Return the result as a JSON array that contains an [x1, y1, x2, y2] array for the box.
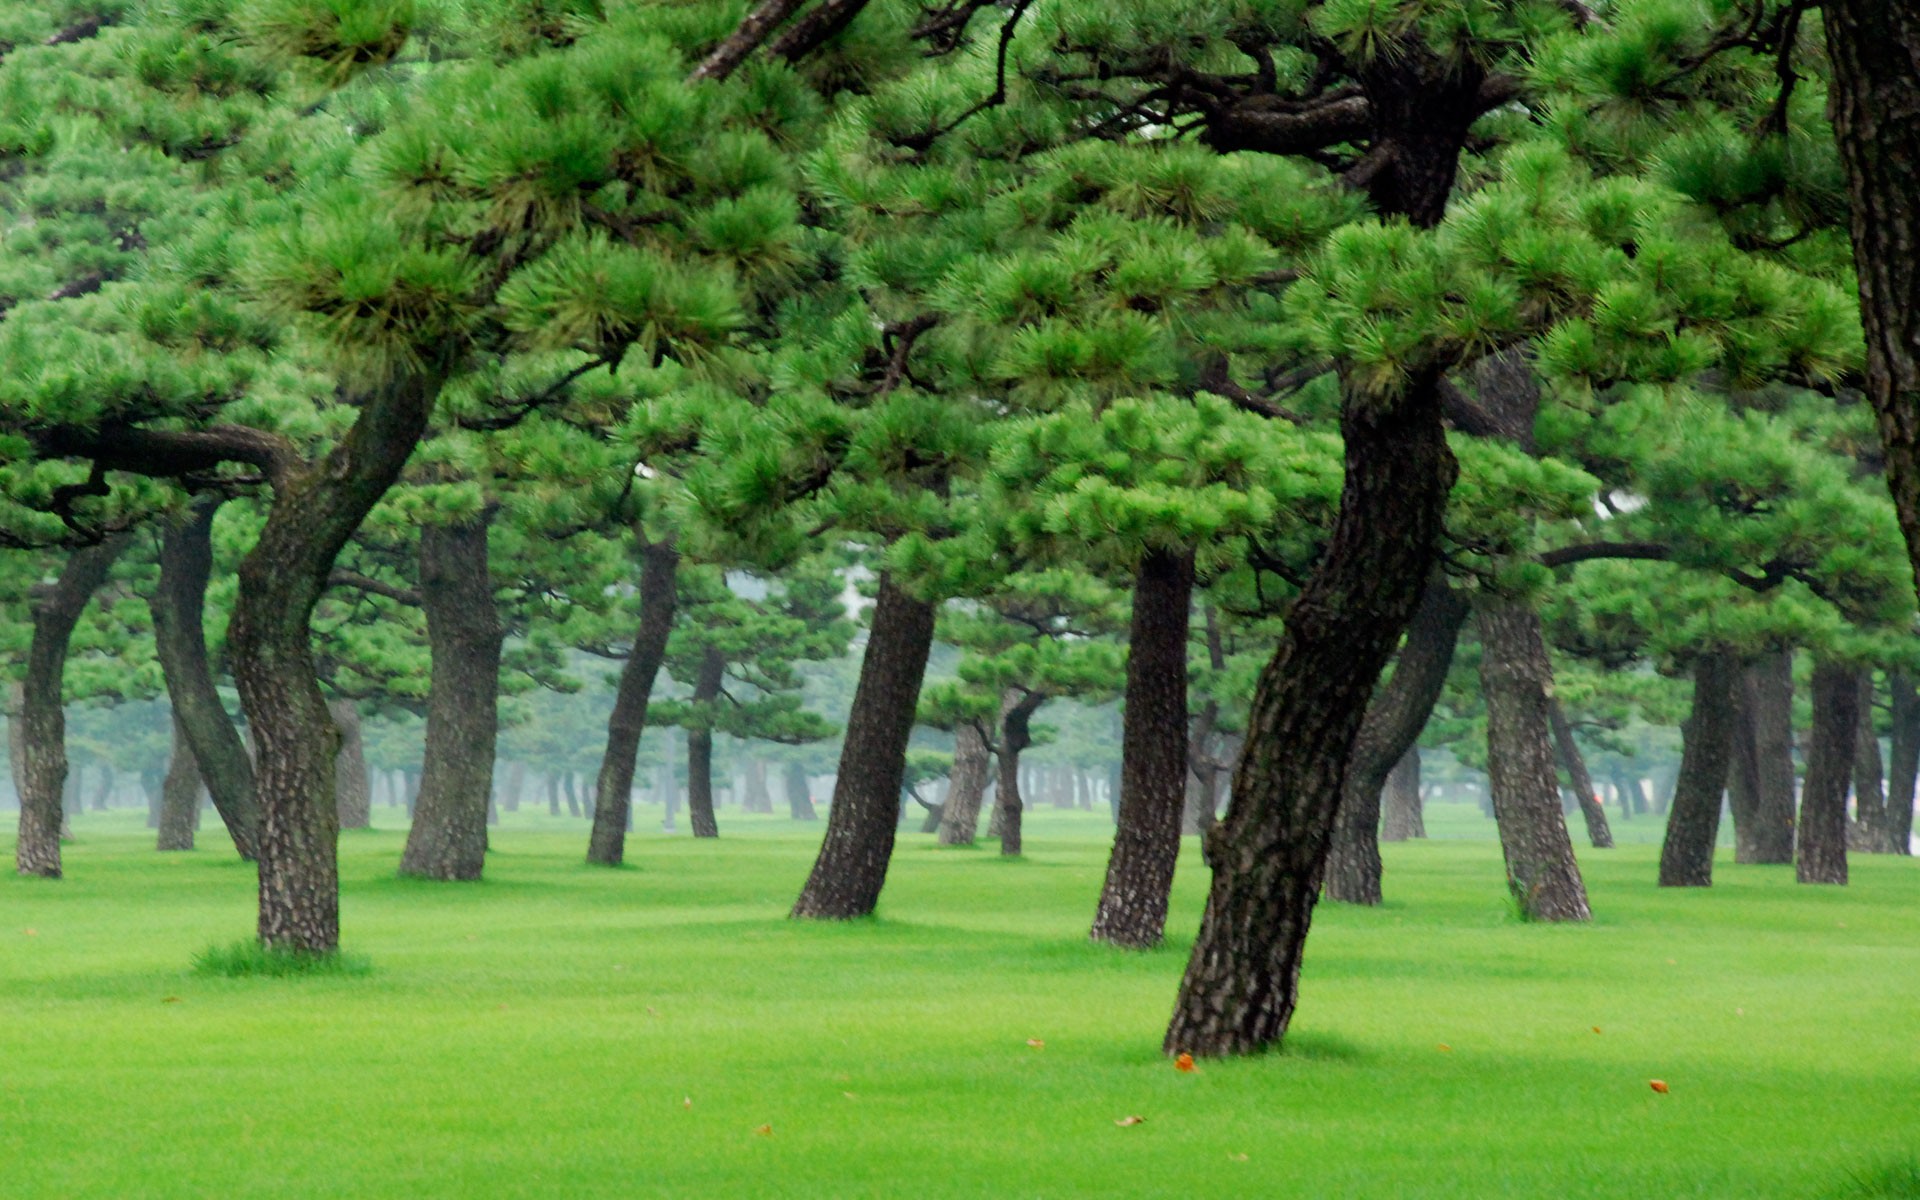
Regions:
[[587, 538, 679, 866], [785, 760, 817, 821], [15, 537, 126, 878], [157, 711, 203, 852], [1091, 548, 1194, 945], [501, 761, 525, 813], [1550, 700, 1614, 849], [1739, 652, 1798, 864], [791, 573, 938, 919], [1849, 670, 1893, 853], [1327, 579, 1468, 902], [1475, 601, 1590, 922], [1888, 670, 1918, 855], [330, 700, 371, 830], [687, 646, 725, 839], [1797, 658, 1859, 886], [660, 761, 681, 830], [994, 689, 1045, 858], [1659, 653, 1737, 887], [936, 720, 991, 845], [1727, 682, 1761, 858], [399, 518, 506, 880], [1380, 748, 1424, 841], [743, 759, 772, 814]]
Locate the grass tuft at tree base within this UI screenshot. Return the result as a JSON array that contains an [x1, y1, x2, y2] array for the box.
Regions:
[[193, 939, 372, 979]]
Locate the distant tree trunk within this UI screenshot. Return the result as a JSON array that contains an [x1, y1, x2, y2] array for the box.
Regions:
[[157, 710, 202, 852], [1797, 658, 1859, 886], [659, 761, 681, 830], [792, 573, 938, 919], [561, 774, 579, 817], [1381, 749, 1425, 841], [1888, 670, 1919, 855], [587, 538, 679, 867], [687, 646, 725, 839], [1475, 600, 1590, 922], [1738, 651, 1798, 864], [16, 537, 127, 878], [501, 761, 525, 813], [1327, 578, 1467, 901], [400, 518, 506, 881], [330, 700, 371, 830], [936, 721, 991, 845], [994, 689, 1046, 859], [1550, 700, 1614, 849], [743, 759, 773, 814], [90, 764, 113, 812], [1182, 608, 1228, 839], [1091, 547, 1194, 945], [785, 760, 817, 821], [1849, 670, 1894, 853], [1659, 653, 1737, 887]]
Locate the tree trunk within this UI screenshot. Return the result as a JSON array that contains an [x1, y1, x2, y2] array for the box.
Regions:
[[993, 688, 1046, 858], [399, 518, 506, 881], [1380, 748, 1424, 841], [660, 761, 681, 831], [1327, 578, 1468, 902], [1888, 670, 1918, 855], [741, 759, 770, 813], [1823, 4, 1920, 610], [501, 760, 525, 813], [687, 646, 725, 839], [1475, 601, 1591, 922], [1550, 700, 1614, 849], [936, 720, 990, 845], [15, 537, 126, 878], [157, 710, 202, 852], [1738, 651, 1798, 864], [785, 760, 817, 821], [330, 699, 371, 830], [587, 538, 679, 866], [1849, 670, 1894, 853], [1797, 658, 1859, 886], [791, 573, 938, 919], [1658, 653, 1737, 887], [1091, 547, 1194, 946]]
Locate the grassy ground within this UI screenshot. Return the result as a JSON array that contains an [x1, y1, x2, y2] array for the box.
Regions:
[[2, 801, 1917, 1198]]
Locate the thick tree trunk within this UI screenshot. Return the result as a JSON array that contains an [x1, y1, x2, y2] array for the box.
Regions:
[[791, 574, 938, 918], [1475, 601, 1591, 922], [936, 720, 991, 845], [1380, 748, 1424, 841], [157, 711, 202, 852], [1797, 658, 1859, 886], [1823, 4, 1920, 610], [1658, 653, 1737, 887], [330, 699, 371, 830], [1849, 670, 1894, 853], [1091, 548, 1195, 946], [1889, 670, 1918, 855], [1738, 652, 1798, 864], [994, 689, 1045, 859], [399, 518, 506, 881], [1550, 700, 1614, 849], [785, 760, 816, 821], [15, 537, 126, 878], [687, 647, 725, 839], [1327, 579, 1467, 902], [586, 538, 679, 866]]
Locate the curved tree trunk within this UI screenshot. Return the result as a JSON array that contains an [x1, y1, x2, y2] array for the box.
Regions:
[[1849, 669, 1893, 853], [399, 518, 506, 880], [157, 710, 202, 852], [15, 537, 127, 878], [1658, 653, 1737, 887], [1380, 749, 1424, 841], [1475, 601, 1591, 922], [785, 759, 817, 821], [1550, 700, 1614, 849], [994, 688, 1045, 859], [1797, 658, 1859, 886], [330, 700, 371, 830], [586, 538, 679, 866], [1091, 547, 1194, 945], [935, 720, 990, 845], [792, 573, 938, 918], [1327, 578, 1467, 902], [1888, 670, 1918, 855], [687, 646, 725, 839]]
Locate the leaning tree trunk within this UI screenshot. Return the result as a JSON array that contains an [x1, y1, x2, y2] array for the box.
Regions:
[[1739, 651, 1799, 864], [1550, 700, 1614, 849], [1091, 547, 1194, 946], [994, 689, 1045, 859], [1380, 748, 1424, 841], [1658, 653, 1737, 887], [330, 699, 371, 830], [687, 646, 725, 840], [1849, 669, 1894, 853], [936, 720, 991, 845], [785, 760, 817, 821], [1797, 658, 1860, 886], [586, 538, 679, 866], [15, 537, 126, 878], [157, 710, 202, 853], [1824, 4, 1920, 611], [399, 518, 506, 881], [1889, 670, 1919, 855], [1475, 601, 1591, 922], [792, 573, 939, 919], [1326, 578, 1468, 903]]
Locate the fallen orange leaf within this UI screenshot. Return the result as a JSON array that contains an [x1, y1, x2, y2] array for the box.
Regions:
[[161, 996, 181, 1004], [754, 1124, 773, 1136], [1026, 1038, 1045, 1049], [1437, 1043, 1452, 1053], [1173, 1053, 1197, 1073], [23, 928, 37, 937], [1591, 1026, 1602, 1034], [1114, 1115, 1145, 1127], [1649, 1080, 1670, 1094]]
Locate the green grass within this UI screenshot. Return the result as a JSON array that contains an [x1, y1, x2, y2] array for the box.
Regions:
[[3, 801, 1916, 1198]]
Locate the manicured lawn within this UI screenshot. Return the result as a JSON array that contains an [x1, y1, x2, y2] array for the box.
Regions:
[[3, 803, 1916, 1197]]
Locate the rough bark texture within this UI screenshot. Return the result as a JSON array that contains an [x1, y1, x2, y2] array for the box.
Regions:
[[993, 688, 1046, 859], [1380, 749, 1424, 841], [687, 646, 725, 840], [330, 700, 371, 830], [1550, 700, 1614, 849], [15, 537, 126, 878], [936, 720, 991, 845], [157, 711, 202, 852], [1091, 548, 1195, 945], [399, 519, 505, 880], [1738, 652, 1798, 864], [586, 538, 678, 866], [1797, 658, 1859, 886], [785, 760, 817, 821], [1658, 653, 1737, 888], [1823, 3, 1920, 609], [1888, 670, 1919, 855], [1849, 670, 1894, 853], [791, 574, 938, 918], [1475, 601, 1591, 922], [1326, 579, 1467, 902], [150, 496, 261, 858]]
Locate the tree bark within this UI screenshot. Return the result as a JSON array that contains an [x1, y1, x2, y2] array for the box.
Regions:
[[1475, 600, 1591, 922], [501, 760, 525, 813], [936, 719, 991, 845], [399, 518, 506, 880], [1091, 547, 1195, 946], [743, 759, 773, 813], [157, 710, 202, 852], [785, 759, 816, 821], [1327, 578, 1468, 902], [791, 573, 938, 918], [1737, 651, 1798, 864], [15, 537, 126, 878], [1550, 700, 1614, 849], [586, 538, 679, 866], [993, 688, 1046, 858], [1797, 658, 1859, 885], [1658, 653, 1737, 887], [1849, 669, 1894, 853], [330, 699, 371, 830], [1380, 748, 1424, 841], [1889, 669, 1918, 855], [687, 646, 725, 839]]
